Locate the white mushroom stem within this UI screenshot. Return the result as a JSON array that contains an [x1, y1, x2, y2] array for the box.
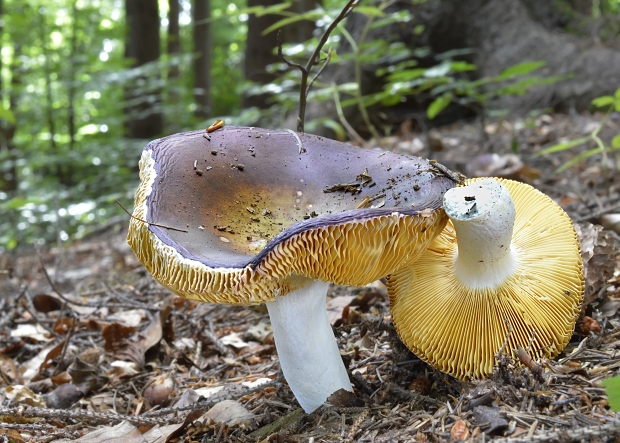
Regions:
[[443, 178, 518, 289], [266, 279, 352, 413]]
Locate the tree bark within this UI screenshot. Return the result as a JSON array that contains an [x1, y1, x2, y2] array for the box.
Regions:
[[192, 0, 211, 120], [417, 0, 620, 112], [125, 0, 163, 139], [242, 0, 318, 110]]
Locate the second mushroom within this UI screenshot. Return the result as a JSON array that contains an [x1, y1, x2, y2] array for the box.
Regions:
[[388, 177, 585, 380]]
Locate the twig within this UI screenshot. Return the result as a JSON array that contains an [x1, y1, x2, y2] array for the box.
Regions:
[[0, 406, 165, 427], [306, 47, 333, 96], [116, 200, 188, 233], [494, 422, 620, 442], [428, 160, 466, 185], [52, 316, 77, 377], [277, 0, 359, 132], [331, 82, 365, 145]]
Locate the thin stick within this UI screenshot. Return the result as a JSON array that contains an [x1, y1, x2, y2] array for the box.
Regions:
[[52, 317, 76, 377], [276, 0, 359, 133], [116, 200, 188, 233], [306, 47, 333, 96]]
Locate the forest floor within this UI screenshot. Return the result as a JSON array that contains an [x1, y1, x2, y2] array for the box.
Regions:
[[0, 112, 619, 443]]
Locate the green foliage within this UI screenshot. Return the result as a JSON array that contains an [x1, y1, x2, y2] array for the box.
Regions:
[[602, 376, 620, 411], [0, 0, 248, 253], [538, 88, 620, 172]]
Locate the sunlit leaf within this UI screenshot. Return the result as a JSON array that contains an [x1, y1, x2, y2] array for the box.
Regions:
[[262, 10, 323, 35], [427, 92, 453, 120], [537, 137, 589, 155], [602, 376, 620, 411], [613, 134, 620, 149], [591, 96, 614, 108], [556, 147, 602, 172], [0, 105, 16, 124], [354, 6, 386, 17], [497, 61, 546, 80]]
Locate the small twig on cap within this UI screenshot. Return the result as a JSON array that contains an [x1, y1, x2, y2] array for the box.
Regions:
[[116, 200, 189, 233], [429, 160, 466, 185], [283, 128, 305, 154]]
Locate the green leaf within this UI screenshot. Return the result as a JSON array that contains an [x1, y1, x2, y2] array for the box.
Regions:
[[0, 105, 16, 124], [556, 147, 602, 172], [424, 61, 451, 78], [353, 6, 386, 17], [262, 9, 323, 35], [612, 134, 620, 149], [239, 2, 292, 17], [321, 119, 346, 141], [450, 61, 477, 72], [615, 88, 620, 99], [497, 61, 546, 80], [537, 137, 589, 155], [511, 137, 519, 153], [601, 376, 620, 411], [427, 92, 453, 120], [592, 96, 614, 108]]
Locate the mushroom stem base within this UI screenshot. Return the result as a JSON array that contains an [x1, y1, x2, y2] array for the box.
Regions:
[[266, 279, 352, 413]]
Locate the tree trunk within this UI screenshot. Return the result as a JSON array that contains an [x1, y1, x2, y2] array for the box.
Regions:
[[242, 0, 318, 110], [168, 0, 180, 82], [0, 0, 17, 193], [417, 0, 620, 112], [192, 0, 211, 120], [125, 0, 163, 139]]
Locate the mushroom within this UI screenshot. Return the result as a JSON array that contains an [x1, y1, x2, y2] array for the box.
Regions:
[[388, 177, 584, 380], [127, 126, 456, 412]]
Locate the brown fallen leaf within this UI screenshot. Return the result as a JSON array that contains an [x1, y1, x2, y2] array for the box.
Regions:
[[5, 384, 46, 407], [451, 419, 470, 441], [68, 358, 108, 395], [32, 293, 62, 313]]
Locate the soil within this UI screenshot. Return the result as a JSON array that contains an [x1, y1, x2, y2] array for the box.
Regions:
[[0, 112, 619, 442]]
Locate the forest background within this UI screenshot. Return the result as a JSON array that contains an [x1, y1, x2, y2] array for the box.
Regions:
[[0, 0, 619, 253]]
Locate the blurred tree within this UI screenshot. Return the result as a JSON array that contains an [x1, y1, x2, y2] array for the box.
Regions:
[[193, 0, 211, 120], [242, 1, 318, 110], [0, 0, 17, 193], [124, 0, 163, 138]]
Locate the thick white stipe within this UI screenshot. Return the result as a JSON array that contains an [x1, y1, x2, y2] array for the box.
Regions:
[[266, 279, 352, 413], [443, 179, 518, 289]]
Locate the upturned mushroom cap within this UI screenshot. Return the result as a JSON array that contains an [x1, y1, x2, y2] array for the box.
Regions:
[[128, 127, 456, 305], [388, 177, 584, 380]]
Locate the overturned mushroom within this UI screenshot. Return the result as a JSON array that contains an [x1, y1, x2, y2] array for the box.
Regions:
[[127, 127, 456, 412], [388, 178, 584, 380]]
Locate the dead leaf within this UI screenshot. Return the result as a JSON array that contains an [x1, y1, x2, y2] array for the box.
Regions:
[[326, 295, 356, 325], [326, 388, 364, 408], [575, 223, 617, 307], [142, 424, 185, 443], [473, 405, 508, 434], [53, 420, 146, 443], [68, 358, 108, 395], [246, 322, 272, 343], [0, 429, 25, 443], [107, 309, 148, 327], [600, 213, 620, 235], [5, 384, 46, 407], [10, 324, 53, 342], [451, 419, 470, 441], [203, 400, 255, 426], [0, 354, 17, 381], [32, 293, 62, 313]]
